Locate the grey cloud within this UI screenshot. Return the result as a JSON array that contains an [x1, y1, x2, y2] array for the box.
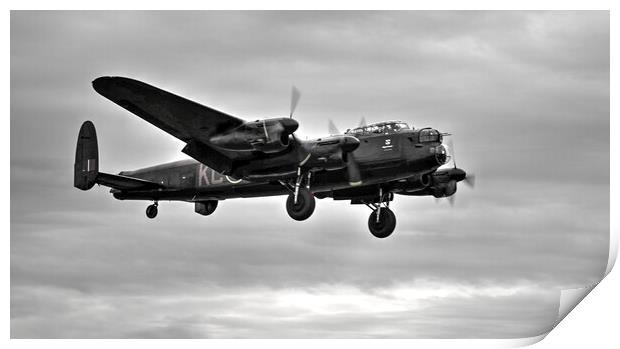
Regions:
[[10, 283, 559, 338]]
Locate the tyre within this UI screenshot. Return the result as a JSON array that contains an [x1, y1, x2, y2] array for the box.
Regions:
[[146, 204, 158, 219], [368, 208, 396, 238], [286, 188, 316, 221]]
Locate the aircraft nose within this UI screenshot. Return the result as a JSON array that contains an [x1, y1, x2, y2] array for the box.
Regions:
[[434, 144, 448, 165], [450, 168, 467, 182]]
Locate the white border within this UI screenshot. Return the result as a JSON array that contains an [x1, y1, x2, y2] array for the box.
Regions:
[[5, 1, 617, 348]]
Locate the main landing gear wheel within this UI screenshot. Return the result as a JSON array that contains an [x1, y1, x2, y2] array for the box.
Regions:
[[146, 203, 158, 219], [368, 207, 396, 238], [286, 188, 315, 221]]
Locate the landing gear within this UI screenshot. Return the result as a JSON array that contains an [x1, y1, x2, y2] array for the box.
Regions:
[[364, 187, 396, 238], [286, 188, 315, 221], [283, 167, 316, 221], [146, 202, 158, 219], [367, 208, 396, 238]]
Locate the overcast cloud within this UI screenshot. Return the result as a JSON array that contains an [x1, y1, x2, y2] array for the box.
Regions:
[[10, 11, 609, 338]]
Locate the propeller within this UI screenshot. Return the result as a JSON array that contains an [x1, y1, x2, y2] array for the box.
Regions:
[[344, 151, 362, 186], [447, 137, 456, 168], [328, 119, 340, 135], [293, 93, 362, 186], [445, 136, 475, 188], [328, 116, 367, 135], [435, 195, 455, 206], [464, 173, 475, 188], [326, 119, 363, 185], [434, 135, 475, 206], [448, 195, 455, 206], [290, 86, 301, 118], [287, 86, 302, 146], [359, 116, 367, 127]]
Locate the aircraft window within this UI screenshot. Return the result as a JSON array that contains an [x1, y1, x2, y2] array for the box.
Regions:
[[347, 123, 410, 135], [419, 129, 440, 142], [395, 123, 409, 131]]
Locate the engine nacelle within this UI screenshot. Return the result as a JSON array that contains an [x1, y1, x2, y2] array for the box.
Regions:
[[431, 180, 457, 198], [403, 173, 432, 192], [210, 117, 299, 154], [429, 168, 460, 197], [302, 135, 361, 171]]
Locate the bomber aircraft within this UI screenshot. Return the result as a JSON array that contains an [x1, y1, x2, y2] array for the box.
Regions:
[[75, 77, 474, 238]]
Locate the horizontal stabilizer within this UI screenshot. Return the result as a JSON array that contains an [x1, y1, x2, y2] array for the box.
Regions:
[[96, 172, 165, 191]]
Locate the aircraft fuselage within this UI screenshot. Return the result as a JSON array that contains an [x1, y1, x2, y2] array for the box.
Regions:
[[112, 128, 445, 202]]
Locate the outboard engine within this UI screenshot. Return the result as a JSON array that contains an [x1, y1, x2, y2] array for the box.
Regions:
[[210, 117, 299, 154]]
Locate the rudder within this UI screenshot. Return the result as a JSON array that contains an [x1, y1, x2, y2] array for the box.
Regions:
[[74, 121, 99, 190]]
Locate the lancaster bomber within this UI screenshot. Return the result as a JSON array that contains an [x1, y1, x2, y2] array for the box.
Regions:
[[75, 77, 474, 238]]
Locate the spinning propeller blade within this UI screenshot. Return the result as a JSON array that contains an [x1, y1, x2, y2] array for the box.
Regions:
[[464, 173, 476, 188], [437, 134, 475, 206], [447, 137, 457, 168], [345, 152, 362, 186], [290, 86, 301, 118], [359, 116, 367, 127], [446, 135, 475, 187], [328, 119, 340, 135]]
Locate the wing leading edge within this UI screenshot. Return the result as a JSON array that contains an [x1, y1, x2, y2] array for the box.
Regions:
[[92, 76, 246, 174]]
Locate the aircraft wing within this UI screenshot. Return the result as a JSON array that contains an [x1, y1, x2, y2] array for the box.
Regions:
[[92, 76, 250, 174], [92, 76, 244, 142]]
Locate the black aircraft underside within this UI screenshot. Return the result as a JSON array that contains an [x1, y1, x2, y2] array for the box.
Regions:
[[111, 166, 430, 202], [75, 76, 474, 238]]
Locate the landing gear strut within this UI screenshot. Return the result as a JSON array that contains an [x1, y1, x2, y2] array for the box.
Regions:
[[146, 202, 158, 219], [365, 188, 396, 238], [284, 167, 315, 221]]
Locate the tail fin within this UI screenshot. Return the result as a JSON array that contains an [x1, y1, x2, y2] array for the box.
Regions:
[[74, 121, 99, 190]]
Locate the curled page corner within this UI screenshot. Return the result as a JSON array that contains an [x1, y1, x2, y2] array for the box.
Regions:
[[605, 226, 618, 276], [513, 331, 551, 347], [535, 226, 616, 343], [486, 331, 550, 348], [554, 283, 598, 329], [516, 284, 598, 347]]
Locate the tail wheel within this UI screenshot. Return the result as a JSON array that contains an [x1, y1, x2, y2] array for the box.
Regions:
[[146, 204, 158, 219], [286, 188, 315, 221], [368, 208, 396, 238]]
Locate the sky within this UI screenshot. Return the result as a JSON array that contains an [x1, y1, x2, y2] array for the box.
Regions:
[[10, 11, 609, 338]]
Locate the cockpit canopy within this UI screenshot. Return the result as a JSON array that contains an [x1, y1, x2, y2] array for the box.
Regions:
[[345, 120, 411, 136]]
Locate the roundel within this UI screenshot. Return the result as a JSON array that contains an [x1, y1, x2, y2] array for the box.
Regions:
[[226, 175, 242, 184]]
